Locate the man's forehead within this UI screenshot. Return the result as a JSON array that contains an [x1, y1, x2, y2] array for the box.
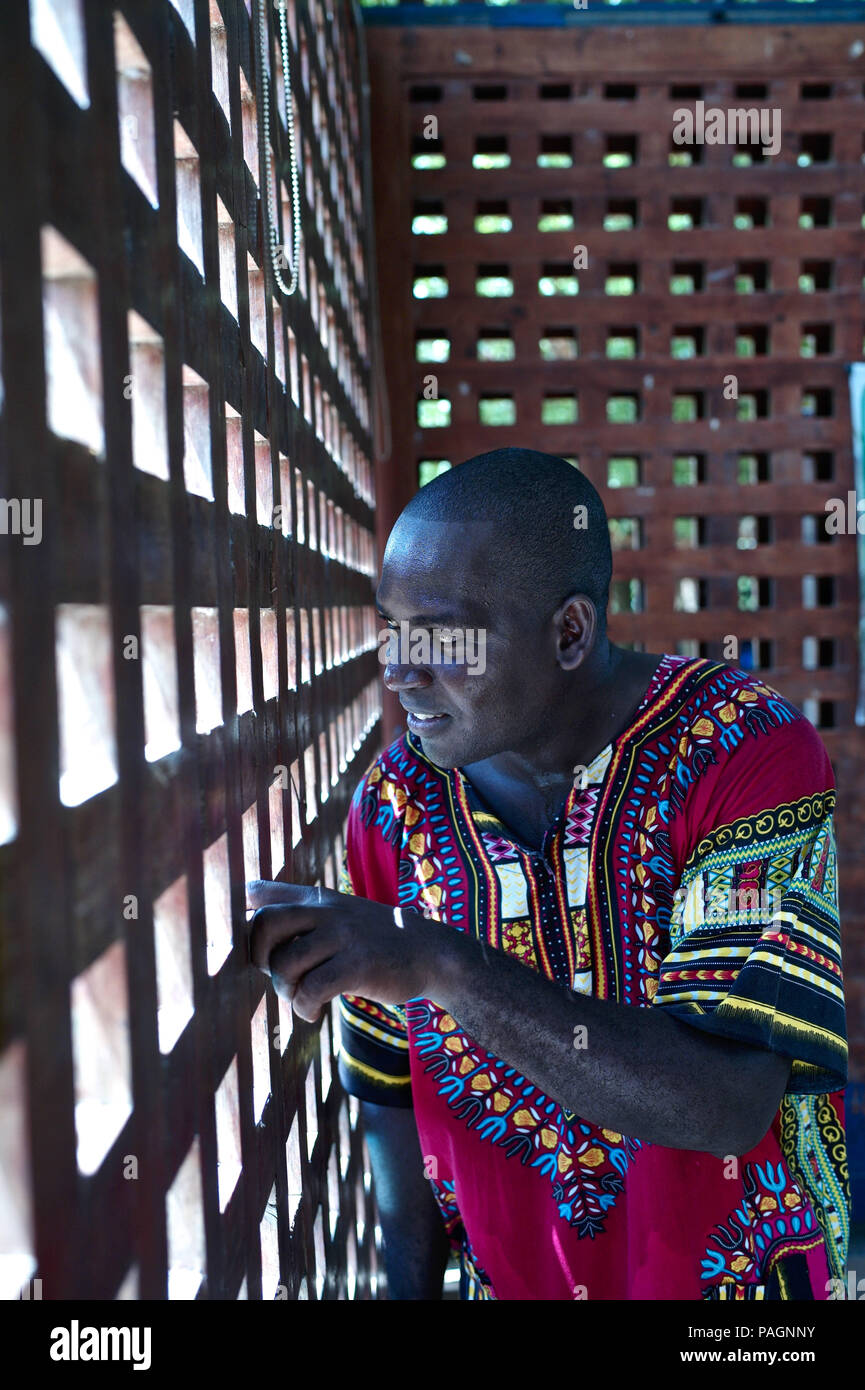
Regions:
[[383, 518, 498, 576], [378, 518, 499, 615]]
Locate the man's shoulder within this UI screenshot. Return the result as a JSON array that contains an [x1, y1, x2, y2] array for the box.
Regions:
[[661, 657, 828, 757], [656, 659, 835, 830]]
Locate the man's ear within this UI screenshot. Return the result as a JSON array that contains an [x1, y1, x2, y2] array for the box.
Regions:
[[555, 595, 597, 672]]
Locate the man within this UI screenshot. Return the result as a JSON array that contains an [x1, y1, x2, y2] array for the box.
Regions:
[[249, 447, 849, 1300]]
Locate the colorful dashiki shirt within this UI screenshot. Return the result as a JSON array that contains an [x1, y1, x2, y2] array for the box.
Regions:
[[336, 656, 849, 1301]]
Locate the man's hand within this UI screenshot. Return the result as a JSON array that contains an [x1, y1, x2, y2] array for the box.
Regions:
[[246, 880, 437, 1023]]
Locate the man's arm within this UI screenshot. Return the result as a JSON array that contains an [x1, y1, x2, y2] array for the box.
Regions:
[[248, 884, 793, 1160], [430, 927, 791, 1159], [360, 1099, 451, 1300]]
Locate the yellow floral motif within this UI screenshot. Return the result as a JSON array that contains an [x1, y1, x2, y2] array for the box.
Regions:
[[718, 702, 738, 725], [405, 804, 420, 826], [439, 1014, 457, 1033], [759, 1196, 777, 1212], [731, 1255, 750, 1273], [471, 1074, 492, 1092], [540, 1127, 558, 1149], [557, 1153, 573, 1173], [513, 1109, 537, 1128], [579, 1148, 605, 1167], [408, 831, 425, 855], [418, 859, 434, 882], [444, 1037, 463, 1053], [369, 766, 382, 784], [459, 1056, 474, 1075], [493, 1093, 509, 1113], [644, 976, 658, 1000], [602, 1129, 622, 1142], [691, 717, 714, 738], [783, 1192, 800, 1208]]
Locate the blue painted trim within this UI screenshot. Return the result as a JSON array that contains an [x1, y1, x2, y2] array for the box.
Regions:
[[361, 2, 865, 28]]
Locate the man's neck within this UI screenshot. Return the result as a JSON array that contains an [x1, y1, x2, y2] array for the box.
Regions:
[[466, 645, 663, 804]]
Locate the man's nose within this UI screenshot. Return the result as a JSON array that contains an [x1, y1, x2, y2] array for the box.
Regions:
[[382, 661, 434, 693]]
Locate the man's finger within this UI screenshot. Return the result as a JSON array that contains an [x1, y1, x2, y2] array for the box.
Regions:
[[246, 879, 312, 911], [248, 903, 316, 972], [269, 931, 339, 1004], [292, 956, 349, 1024]]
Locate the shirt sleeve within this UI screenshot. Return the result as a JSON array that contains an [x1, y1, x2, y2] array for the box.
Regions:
[[654, 710, 847, 1096], [335, 773, 413, 1109]]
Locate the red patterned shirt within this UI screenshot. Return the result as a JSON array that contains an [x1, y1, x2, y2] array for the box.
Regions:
[[337, 656, 849, 1300]]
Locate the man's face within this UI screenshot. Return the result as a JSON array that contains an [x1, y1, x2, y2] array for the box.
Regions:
[[375, 516, 562, 768]]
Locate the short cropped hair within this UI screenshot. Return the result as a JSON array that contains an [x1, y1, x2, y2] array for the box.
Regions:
[[401, 447, 613, 630]]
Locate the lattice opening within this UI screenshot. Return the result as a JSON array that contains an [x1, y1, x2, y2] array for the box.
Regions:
[[191, 607, 222, 734], [71, 941, 133, 1175], [610, 518, 642, 552], [0, 607, 17, 847], [239, 67, 259, 188], [141, 606, 181, 762], [210, 2, 230, 126], [217, 196, 238, 320], [154, 873, 193, 1056], [215, 1056, 242, 1213], [670, 261, 704, 295], [735, 324, 769, 358], [166, 1138, 206, 1301], [250, 994, 270, 1126], [248, 255, 267, 362], [313, 1207, 326, 1299], [288, 758, 302, 848], [56, 604, 117, 807], [115, 13, 158, 208], [234, 608, 253, 715], [608, 455, 641, 488], [260, 1184, 280, 1299], [285, 1111, 303, 1228], [30, 0, 89, 108], [174, 120, 204, 277], [268, 780, 285, 877], [128, 310, 169, 479], [183, 363, 212, 499], [0, 1042, 35, 1299], [606, 263, 638, 296], [327, 1141, 339, 1240], [203, 830, 232, 977], [41, 228, 104, 455]]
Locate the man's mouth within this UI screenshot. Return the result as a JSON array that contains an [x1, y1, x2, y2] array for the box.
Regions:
[[404, 710, 451, 732]]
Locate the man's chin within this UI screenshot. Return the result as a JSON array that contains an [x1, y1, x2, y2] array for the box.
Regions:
[[407, 724, 461, 766]]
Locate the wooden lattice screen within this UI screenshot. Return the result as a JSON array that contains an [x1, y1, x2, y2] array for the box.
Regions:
[[0, 0, 384, 1299], [366, 16, 865, 1098]]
